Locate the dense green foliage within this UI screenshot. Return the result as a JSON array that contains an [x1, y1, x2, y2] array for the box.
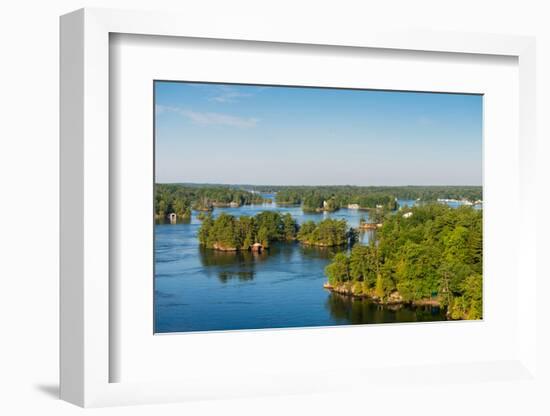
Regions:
[[274, 189, 302, 205], [302, 194, 339, 212], [155, 185, 192, 220], [199, 213, 355, 250], [274, 185, 481, 212], [324, 204, 483, 320], [274, 187, 398, 211], [196, 212, 209, 221], [198, 212, 298, 250], [367, 208, 387, 224], [155, 184, 265, 219], [270, 185, 482, 204], [296, 218, 354, 247]]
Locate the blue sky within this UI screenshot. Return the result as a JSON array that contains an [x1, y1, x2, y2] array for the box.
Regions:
[[155, 81, 482, 186]]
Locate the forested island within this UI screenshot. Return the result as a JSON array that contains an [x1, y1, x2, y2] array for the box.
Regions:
[[198, 211, 298, 251], [198, 212, 356, 251], [324, 204, 482, 320], [297, 219, 356, 247]]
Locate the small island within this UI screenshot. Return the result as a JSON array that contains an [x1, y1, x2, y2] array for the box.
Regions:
[[198, 211, 299, 251], [296, 218, 355, 247], [198, 212, 357, 251]]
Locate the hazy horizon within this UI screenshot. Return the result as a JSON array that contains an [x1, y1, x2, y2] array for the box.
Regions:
[[155, 82, 482, 186], [155, 181, 482, 187]]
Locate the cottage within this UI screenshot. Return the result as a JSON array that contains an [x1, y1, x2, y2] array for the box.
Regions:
[[347, 203, 360, 209]]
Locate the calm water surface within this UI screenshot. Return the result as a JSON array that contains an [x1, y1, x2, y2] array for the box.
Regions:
[[155, 195, 450, 333]]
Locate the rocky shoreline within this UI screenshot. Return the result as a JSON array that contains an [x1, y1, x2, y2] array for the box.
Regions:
[[299, 241, 347, 248], [209, 240, 344, 251], [323, 282, 442, 307], [211, 242, 266, 252], [358, 222, 381, 230]]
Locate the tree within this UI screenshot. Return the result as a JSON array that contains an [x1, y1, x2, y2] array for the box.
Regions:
[[449, 274, 482, 319], [349, 245, 377, 285], [173, 198, 191, 219], [297, 218, 349, 247], [297, 221, 316, 241], [462, 274, 482, 319], [158, 199, 167, 219], [256, 211, 283, 241], [348, 227, 359, 246], [369, 208, 386, 224], [375, 274, 385, 299], [239, 216, 256, 249], [257, 225, 270, 248], [325, 253, 350, 285], [282, 213, 298, 240], [198, 214, 214, 246]]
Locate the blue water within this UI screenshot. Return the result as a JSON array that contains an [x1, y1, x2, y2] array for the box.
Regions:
[[154, 195, 447, 333]]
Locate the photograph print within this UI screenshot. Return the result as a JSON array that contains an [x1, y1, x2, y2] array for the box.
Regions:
[[154, 81, 483, 333]]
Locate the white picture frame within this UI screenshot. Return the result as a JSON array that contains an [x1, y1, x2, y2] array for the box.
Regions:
[[60, 7, 538, 408]]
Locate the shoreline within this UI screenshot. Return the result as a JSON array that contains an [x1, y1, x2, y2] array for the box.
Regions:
[[205, 240, 347, 252], [358, 223, 381, 230], [323, 282, 442, 308]]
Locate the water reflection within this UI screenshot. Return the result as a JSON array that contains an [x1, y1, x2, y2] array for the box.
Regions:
[[198, 246, 269, 282], [326, 293, 446, 324], [198, 245, 269, 267], [155, 217, 191, 225], [218, 270, 255, 283], [298, 244, 344, 260]]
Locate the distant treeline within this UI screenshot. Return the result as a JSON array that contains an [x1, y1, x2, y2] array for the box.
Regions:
[[324, 203, 482, 319], [198, 212, 355, 251], [160, 183, 482, 202], [155, 183, 483, 219], [275, 189, 396, 212], [155, 184, 265, 219], [274, 185, 482, 210]]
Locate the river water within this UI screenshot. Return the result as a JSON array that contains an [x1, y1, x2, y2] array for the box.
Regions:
[[154, 195, 452, 333]]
